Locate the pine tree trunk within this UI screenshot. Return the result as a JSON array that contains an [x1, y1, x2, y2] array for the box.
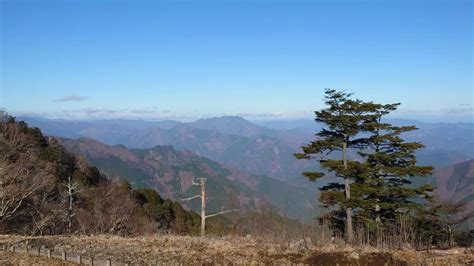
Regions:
[[342, 142, 353, 243]]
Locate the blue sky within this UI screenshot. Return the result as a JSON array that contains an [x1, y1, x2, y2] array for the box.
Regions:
[[1, 0, 472, 122]]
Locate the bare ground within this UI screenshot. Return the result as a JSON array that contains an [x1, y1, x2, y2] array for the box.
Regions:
[[0, 234, 472, 265]]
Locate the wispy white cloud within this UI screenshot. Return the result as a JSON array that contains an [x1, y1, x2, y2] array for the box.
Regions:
[[48, 107, 194, 121], [53, 95, 88, 102], [130, 108, 158, 114], [394, 105, 473, 116], [389, 105, 474, 122], [81, 108, 123, 114]]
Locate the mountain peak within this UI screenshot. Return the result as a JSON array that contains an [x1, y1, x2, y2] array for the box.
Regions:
[[195, 116, 250, 123], [187, 116, 273, 138]]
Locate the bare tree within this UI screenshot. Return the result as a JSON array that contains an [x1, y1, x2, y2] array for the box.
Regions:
[[64, 175, 81, 234], [0, 122, 53, 225], [75, 181, 150, 235], [0, 162, 51, 222], [182, 177, 239, 237]]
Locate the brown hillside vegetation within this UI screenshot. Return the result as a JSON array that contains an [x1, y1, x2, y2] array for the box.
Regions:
[[0, 234, 473, 265]]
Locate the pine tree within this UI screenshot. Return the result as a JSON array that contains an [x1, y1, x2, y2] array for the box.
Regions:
[[296, 89, 434, 244], [295, 89, 374, 242], [353, 104, 434, 226]]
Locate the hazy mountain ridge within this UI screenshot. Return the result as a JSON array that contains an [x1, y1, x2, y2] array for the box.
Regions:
[[22, 116, 315, 180], [57, 137, 318, 220], [20, 116, 474, 179]]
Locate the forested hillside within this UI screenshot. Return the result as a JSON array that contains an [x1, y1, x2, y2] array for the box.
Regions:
[[0, 117, 206, 235], [57, 137, 318, 220]]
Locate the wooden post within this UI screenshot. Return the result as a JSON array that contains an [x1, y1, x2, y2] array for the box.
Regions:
[[106, 258, 112, 266], [25, 246, 28, 254], [89, 256, 94, 266], [11, 245, 15, 252], [36, 247, 40, 256], [77, 255, 82, 264], [62, 251, 66, 260], [47, 249, 51, 258]]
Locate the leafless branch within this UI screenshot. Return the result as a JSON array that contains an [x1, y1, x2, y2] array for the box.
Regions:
[[205, 209, 240, 218], [180, 195, 201, 201]]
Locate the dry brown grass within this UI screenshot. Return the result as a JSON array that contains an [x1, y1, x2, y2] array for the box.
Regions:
[[0, 251, 78, 266], [393, 248, 474, 265], [0, 234, 472, 265]]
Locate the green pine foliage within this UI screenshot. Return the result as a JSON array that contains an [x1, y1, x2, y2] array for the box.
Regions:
[[295, 89, 379, 241], [296, 89, 436, 243], [355, 109, 434, 225]]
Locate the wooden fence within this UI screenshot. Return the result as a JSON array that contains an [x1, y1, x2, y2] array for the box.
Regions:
[[0, 243, 129, 265]]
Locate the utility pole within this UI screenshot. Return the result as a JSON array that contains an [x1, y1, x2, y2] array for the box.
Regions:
[[181, 177, 238, 237]]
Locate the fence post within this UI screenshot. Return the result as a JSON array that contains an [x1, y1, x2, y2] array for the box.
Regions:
[[77, 255, 82, 264], [89, 256, 94, 266], [11, 245, 15, 252], [47, 249, 51, 258], [25, 246, 28, 254], [36, 247, 40, 256], [62, 251, 66, 260], [106, 258, 111, 266]]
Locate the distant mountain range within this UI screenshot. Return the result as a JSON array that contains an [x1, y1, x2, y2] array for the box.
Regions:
[[16, 115, 474, 223], [20, 116, 474, 182], [21, 116, 316, 181], [57, 137, 319, 220]]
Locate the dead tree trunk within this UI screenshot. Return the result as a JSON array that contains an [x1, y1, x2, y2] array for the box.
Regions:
[[200, 178, 206, 237], [181, 177, 238, 237], [64, 176, 80, 234]]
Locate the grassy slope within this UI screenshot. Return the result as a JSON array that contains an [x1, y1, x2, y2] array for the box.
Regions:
[[0, 235, 472, 265]]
